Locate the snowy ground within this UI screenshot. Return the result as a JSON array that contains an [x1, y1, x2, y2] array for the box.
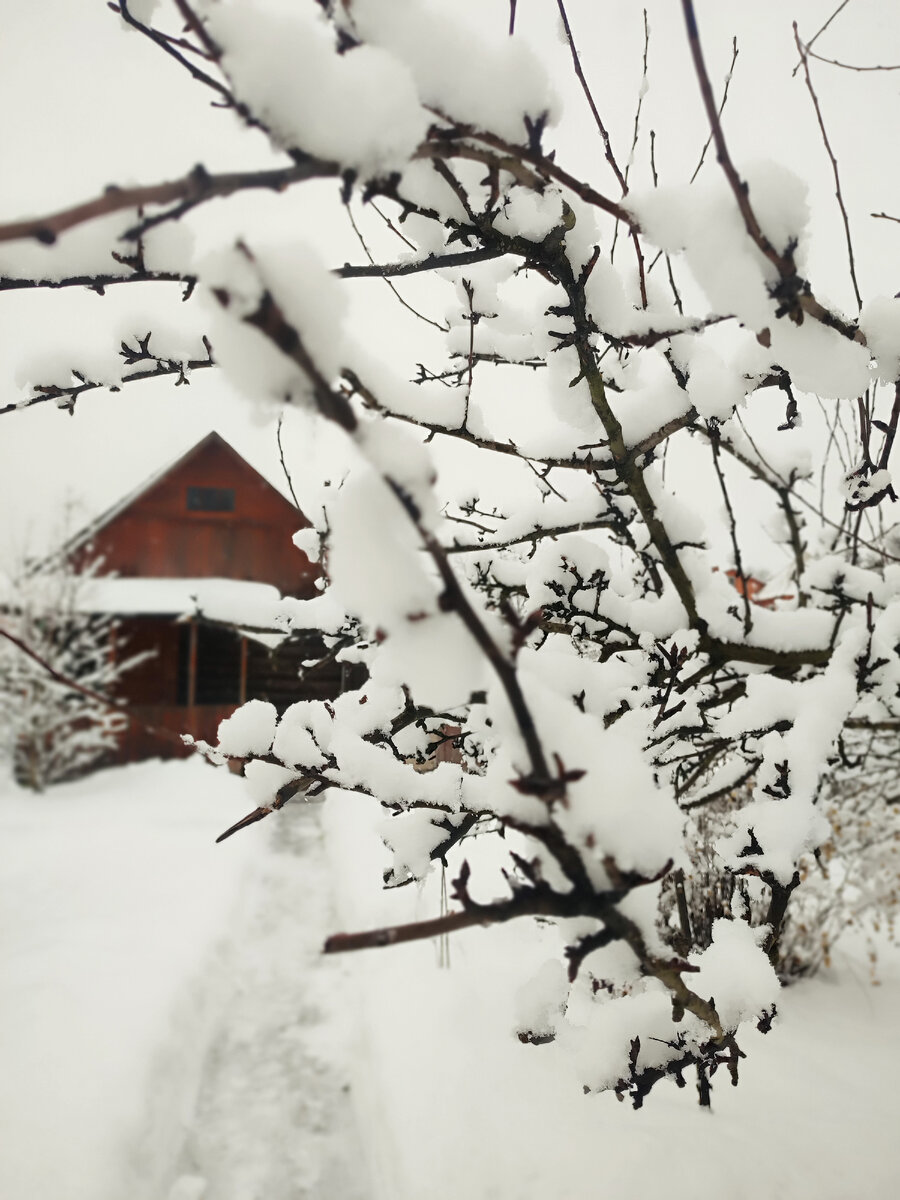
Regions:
[[2, 761, 899, 1200]]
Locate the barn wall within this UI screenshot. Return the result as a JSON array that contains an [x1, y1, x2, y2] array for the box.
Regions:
[[109, 617, 361, 765]]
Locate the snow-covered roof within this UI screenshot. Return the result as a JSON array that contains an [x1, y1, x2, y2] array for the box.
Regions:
[[78, 577, 283, 623]]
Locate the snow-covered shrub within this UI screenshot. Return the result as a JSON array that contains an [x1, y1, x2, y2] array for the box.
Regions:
[[0, 556, 139, 790], [661, 775, 900, 983], [2, 0, 900, 1104]]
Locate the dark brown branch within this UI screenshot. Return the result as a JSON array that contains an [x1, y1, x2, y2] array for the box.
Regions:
[[113, 0, 231, 103], [0, 162, 339, 247], [324, 901, 534, 953], [337, 246, 504, 278], [218, 275, 554, 788], [428, 130, 635, 228], [680, 0, 785, 277], [446, 515, 617, 554], [2, 348, 216, 418], [0, 270, 195, 295]]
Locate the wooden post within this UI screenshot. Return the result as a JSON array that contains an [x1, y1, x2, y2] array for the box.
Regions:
[[239, 635, 248, 704], [187, 620, 198, 709]]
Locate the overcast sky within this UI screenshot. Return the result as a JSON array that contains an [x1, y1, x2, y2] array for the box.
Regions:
[[0, 0, 897, 566]]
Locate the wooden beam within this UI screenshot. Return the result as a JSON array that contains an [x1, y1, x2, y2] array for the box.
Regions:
[[239, 635, 248, 704], [187, 620, 198, 708]]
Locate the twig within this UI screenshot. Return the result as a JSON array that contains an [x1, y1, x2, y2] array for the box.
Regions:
[[1, 351, 216, 418], [344, 369, 609, 472], [344, 204, 449, 332], [708, 424, 751, 636], [793, 23, 862, 311], [804, 49, 900, 72], [555, 0, 628, 193], [462, 278, 476, 424], [112, 0, 231, 103], [171, 0, 220, 60], [370, 201, 418, 250], [791, 0, 852, 76], [275, 414, 302, 511], [649, 130, 683, 313], [337, 246, 502, 279], [446, 515, 617, 554], [555, 0, 648, 306], [680, 1, 785, 277], [689, 37, 739, 184], [623, 10, 651, 190]]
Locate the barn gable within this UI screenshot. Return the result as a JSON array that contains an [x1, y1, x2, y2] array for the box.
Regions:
[[71, 431, 317, 598]]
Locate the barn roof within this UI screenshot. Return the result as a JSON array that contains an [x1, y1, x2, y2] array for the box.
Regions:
[[62, 430, 295, 558]]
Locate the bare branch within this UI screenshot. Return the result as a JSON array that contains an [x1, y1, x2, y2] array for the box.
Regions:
[[0, 161, 339, 247], [793, 22, 862, 311]]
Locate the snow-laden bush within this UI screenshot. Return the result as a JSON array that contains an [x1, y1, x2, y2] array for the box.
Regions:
[[0, 556, 138, 790], [2, 0, 900, 1104]]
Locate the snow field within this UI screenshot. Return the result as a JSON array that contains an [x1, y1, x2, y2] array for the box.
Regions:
[[0, 759, 260, 1200], [324, 789, 900, 1200], [4, 761, 900, 1200]]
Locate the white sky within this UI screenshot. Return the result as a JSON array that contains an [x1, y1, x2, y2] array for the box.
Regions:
[[0, 0, 898, 565]]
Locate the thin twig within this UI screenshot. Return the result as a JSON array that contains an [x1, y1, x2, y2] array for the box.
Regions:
[[446, 515, 617, 554], [804, 48, 900, 72], [113, 0, 231, 102], [649, 130, 683, 313], [275, 414, 303, 511], [344, 204, 449, 332], [370, 201, 419, 250], [791, 0, 852, 76], [793, 23, 862, 311], [690, 37, 739, 184], [707, 424, 753, 636], [680, 1, 784, 277], [555, 0, 649, 304]]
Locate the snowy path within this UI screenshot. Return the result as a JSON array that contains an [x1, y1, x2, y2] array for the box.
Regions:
[[166, 801, 371, 1200]]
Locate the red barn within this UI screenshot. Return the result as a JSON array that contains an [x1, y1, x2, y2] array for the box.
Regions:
[[68, 431, 344, 762]]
